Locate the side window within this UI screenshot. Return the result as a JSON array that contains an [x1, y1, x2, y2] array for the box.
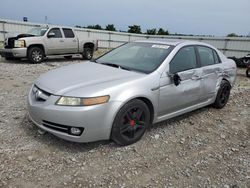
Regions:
[[62, 28, 75, 38], [197, 46, 215, 66], [170, 46, 197, 73], [48, 28, 62, 38], [213, 50, 221, 64]]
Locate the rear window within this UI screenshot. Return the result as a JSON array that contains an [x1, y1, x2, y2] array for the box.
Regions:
[[62, 28, 75, 38], [197, 46, 215, 66]]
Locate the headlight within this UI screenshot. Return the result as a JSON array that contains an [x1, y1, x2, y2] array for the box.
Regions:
[[14, 40, 26, 48], [56, 95, 110, 106]]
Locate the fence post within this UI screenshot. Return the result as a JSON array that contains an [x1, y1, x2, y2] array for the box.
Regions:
[[108, 32, 111, 48], [223, 39, 229, 56], [0, 21, 6, 41]]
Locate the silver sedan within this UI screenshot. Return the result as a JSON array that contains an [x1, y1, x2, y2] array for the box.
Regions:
[[27, 40, 236, 145]]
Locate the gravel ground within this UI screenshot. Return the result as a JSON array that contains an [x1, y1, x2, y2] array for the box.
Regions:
[[0, 54, 249, 188]]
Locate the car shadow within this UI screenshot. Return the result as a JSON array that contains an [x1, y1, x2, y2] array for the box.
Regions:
[[0, 55, 86, 65], [20, 113, 112, 153], [19, 106, 211, 153]]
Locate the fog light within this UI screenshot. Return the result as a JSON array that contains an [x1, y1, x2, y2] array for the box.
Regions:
[[70, 127, 82, 136]]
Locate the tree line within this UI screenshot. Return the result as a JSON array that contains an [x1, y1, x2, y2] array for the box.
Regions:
[[75, 24, 249, 37], [75, 24, 169, 35]]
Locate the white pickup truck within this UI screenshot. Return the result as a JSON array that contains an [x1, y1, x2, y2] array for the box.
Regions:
[[0, 26, 98, 63]]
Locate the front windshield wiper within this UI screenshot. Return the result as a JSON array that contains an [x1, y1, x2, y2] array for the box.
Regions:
[[100, 62, 131, 71]]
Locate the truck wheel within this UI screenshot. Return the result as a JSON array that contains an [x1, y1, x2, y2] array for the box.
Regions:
[[64, 55, 72, 59], [28, 47, 44, 63], [246, 68, 250, 77], [83, 48, 93, 60]]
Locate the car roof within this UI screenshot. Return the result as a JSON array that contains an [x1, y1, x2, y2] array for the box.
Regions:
[[135, 39, 211, 47]]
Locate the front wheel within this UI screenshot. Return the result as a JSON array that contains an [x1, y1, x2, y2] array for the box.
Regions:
[[82, 48, 93, 60], [28, 47, 44, 63], [246, 68, 250, 77], [213, 80, 231, 109], [111, 99, 150, 146]]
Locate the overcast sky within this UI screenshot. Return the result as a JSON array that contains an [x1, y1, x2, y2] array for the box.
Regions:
[[0, 0, 249, 36]]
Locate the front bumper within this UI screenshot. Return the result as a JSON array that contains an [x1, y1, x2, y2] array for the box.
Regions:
[[0, 48, 27, 58], [27, 86, 122, 143]]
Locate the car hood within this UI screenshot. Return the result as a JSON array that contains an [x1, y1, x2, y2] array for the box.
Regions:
[[35, 62, 144, 95]]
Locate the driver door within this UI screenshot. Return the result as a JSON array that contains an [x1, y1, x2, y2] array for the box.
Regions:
[[158, 46, 203, 117], [45, 28, 65, 55]]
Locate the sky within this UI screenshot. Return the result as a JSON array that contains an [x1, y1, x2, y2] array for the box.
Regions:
[[0, 0, 249, 36]]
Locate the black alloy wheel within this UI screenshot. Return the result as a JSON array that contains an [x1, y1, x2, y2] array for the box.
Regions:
[[213, 80, 231, 109], [111, 99, 150, 146]]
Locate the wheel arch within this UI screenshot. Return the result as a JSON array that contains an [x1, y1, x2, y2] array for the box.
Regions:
[[27, 44, 45, 56], [112, 96, 155, 126], [84, 42, 95, 50]]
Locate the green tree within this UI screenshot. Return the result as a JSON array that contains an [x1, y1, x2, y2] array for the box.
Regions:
[[105, 24, 116, 31], [146, 28, 157, 35], [86, 24, 102, 30], [157, 28, 169, 35], [128, 25, 142, 34], [227, 33, 238, 37]]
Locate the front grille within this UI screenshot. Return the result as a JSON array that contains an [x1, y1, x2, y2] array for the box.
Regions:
[[42, 120, 70, 133], [42, 120, 84, 135], [5, 37, 16, 49], [32, 85, 51, 102]]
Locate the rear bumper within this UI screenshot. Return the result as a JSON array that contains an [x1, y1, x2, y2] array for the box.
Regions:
[[0, 48, 27, 58]]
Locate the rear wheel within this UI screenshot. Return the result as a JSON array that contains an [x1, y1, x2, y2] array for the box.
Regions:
[[246, 68, 250, 77], [28, 47, 44, 63], [213, 80, 231, 109], [82, 47, 93, 60], [111, 99, 150, 146]]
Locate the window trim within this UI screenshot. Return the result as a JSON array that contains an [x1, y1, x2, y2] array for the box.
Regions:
[[212, 49, 222, 64], [169, 45, 199, 74]]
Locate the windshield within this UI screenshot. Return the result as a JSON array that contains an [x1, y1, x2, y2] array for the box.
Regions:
[[27, 27, 48, 36], [96, 42, 173, 74]]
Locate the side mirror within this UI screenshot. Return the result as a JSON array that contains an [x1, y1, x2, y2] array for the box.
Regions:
[[173, 73, 181, 86], [47, 32, 55, 38]]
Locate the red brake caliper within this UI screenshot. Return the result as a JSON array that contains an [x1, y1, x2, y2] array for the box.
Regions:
[[130, 120, 135, 127]]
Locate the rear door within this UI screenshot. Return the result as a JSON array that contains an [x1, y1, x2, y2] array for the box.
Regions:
[[158, 46, 203, 116], [62, 28, 78, 54], [196, 46, 222, 100], [45, 28, 65, 55]]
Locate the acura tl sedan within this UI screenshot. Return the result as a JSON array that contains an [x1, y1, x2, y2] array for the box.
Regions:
[[28, 40, 236, 145]]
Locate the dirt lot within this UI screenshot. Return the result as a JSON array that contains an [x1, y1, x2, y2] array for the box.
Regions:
[[0, 55, 249, 188]]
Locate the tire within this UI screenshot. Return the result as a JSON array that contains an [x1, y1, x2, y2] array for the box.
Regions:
[[213, 80, 231, 109], [246, 68, 250, 77], [82, 47, 93, 60], [111, 99, 150, 146], [64, 55, 72, 59], [28, 47, 44, 63]]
